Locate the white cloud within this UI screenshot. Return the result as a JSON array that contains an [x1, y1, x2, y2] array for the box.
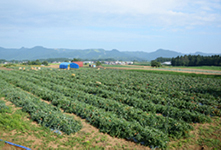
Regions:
[[1, 0, 221, 28]]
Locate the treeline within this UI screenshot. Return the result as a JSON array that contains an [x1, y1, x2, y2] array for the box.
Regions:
[[23, 60, 49, 66], [155, 57, 172, 63], [0, 59, 7, 63], [171, 55, 221, 66]]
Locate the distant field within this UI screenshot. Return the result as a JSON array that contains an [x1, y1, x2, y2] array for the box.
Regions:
[[101, 64, 143, 68], [133, 62, 151, 66], [169, 66, 221, 71], [127, 69, 221, 79]]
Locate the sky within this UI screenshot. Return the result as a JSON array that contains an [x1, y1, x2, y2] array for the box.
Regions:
[[0, 0, 221, 53]]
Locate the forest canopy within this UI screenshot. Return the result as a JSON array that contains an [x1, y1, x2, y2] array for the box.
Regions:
[[171, 55, 221, 66]]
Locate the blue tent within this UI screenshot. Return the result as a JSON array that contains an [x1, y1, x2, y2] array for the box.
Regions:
[[59, 62, 70, 69], [70, 63, 79, 69]]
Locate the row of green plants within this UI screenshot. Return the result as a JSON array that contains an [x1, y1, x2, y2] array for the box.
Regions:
[[13, 69, 219, 119], [0, 79, 82, 135], [30, 68, 220, 107], [5, 70, 212, 124], [0, 71, 169, 148], [4, 67, 221, 148], [2, 70, 195, 138], [17, 70, 220, 116], [0, 100, 11, 113]]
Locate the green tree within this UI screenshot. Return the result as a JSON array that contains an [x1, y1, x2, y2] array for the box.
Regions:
[[42, 61, 49, 66], [72, 58, 81, 61], [96, 61, 102, 66], [151, 60, 161, 67]]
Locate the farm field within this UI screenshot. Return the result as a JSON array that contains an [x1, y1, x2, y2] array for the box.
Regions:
[[170, 66, 221, 71], [101, 64, 143, 68], [46, 64, 221, 75], [0, 67, 221, 149]]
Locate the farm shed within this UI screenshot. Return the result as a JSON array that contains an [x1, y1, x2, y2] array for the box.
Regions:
[[59, 62, 70, 69], [72, 61, 83, 67], [70, 63, 79, 69]]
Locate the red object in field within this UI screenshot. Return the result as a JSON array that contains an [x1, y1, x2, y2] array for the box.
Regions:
[[72, 61, 83, 67]]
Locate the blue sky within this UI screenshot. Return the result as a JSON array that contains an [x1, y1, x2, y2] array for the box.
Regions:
[[0, 0, 221, 53]]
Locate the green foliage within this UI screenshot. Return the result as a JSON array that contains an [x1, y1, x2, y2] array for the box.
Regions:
[[0, 111, 30, 132], [0, 100, 11, 113], [3, 64, 16, 67], [0, 59, 7, 63], [151, 60, 161, 67], [23, 59, 41, 65], [0, 68, 220, 148], [72, 58, 81, 62], [127, 69, 221, 79], [0, 100, 28, 131], [0, 80, 82, 135], [171, 55, 221, 66], [133, 62, 151, 66], [155, 57, 172, 63], [42, 61, 49, 66], [96, 61, 102, 66]]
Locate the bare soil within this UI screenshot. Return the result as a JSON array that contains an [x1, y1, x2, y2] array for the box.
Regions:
[[0, 67, 13, 71]]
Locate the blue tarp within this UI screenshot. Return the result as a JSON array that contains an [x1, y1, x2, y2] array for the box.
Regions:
[[59, 62, 70, 69], [70, 63, 79, 69]]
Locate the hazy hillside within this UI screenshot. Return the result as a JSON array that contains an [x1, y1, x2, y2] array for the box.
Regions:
[[0, 46, 219, 61]]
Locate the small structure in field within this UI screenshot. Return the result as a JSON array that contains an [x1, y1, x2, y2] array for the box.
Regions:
[[72, 61, 83, 67], [70, 63, 79, 69], [59, 62, 70, 69]]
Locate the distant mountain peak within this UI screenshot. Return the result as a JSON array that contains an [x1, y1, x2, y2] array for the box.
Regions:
[[111, 49, 120, 52], [0, 46, 219, 60], [32, 46, 45, 49]]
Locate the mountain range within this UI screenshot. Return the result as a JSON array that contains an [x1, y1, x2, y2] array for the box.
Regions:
[[0, 46, 219, 61]]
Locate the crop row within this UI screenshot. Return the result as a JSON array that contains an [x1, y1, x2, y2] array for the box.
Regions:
[[1, 70, 195, 138], [0, 78, 82, 135], [78, 69, 220, 103], [0, 70, 169, 148], [16, 70, 220, 116], [0, 99, 11, 113], [22, 68, 221, 107], [10, 70, 214, 122]]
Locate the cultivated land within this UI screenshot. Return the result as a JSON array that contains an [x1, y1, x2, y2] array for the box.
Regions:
[[0, 66, 221, 149], [46, 64, 221, 75]]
